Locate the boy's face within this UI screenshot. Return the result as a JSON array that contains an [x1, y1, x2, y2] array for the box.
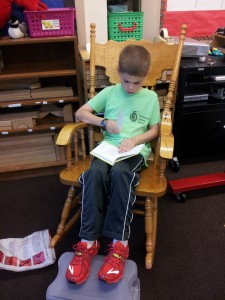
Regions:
[[119, 72, 145, 95]]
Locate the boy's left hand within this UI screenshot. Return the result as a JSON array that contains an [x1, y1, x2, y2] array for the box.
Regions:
[[118, 138, 136, 153]]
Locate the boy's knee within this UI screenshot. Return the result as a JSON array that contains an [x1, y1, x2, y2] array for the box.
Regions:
[[85, 166, 105, 177], [111, 165, 128, 178]]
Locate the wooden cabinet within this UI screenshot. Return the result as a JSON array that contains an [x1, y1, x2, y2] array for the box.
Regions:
[[79, 49, 110, 102], [0, 36, 82, 172]]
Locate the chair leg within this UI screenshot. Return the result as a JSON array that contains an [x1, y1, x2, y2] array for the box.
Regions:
[[145, 196, 157, 269], [49, 186, 81, 248]]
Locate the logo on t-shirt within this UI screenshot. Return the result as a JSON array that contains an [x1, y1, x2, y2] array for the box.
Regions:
[[129, 111, 137, 122]]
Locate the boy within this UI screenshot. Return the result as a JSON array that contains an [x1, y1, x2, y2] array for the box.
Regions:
[[66, 44, 160, 284]]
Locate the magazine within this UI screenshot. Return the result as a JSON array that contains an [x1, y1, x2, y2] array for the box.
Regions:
[[0, 229, 56, 272]]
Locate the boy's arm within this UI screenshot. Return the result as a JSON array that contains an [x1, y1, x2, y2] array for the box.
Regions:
[[75, 103, 104, 127], [75, 103, 120, 133], [118, 124, 159, 153]]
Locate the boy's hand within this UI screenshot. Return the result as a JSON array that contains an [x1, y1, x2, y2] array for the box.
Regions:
[[105, 120, 120, 134], [118, 138, 137, 153]]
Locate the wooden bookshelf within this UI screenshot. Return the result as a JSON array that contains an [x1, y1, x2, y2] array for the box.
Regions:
[[0, 36, 82, 173]]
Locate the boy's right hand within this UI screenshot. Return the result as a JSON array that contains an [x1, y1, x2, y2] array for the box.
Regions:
[[105, 119, 120, 134]]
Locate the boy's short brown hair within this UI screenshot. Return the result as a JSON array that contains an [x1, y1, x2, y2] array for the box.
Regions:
[[118, 44, 150, 77]]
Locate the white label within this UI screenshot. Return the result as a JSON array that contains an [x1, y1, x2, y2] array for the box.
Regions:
[[50, 127, 55, 130], [28, 129, 33, 132], [59, 99, 64, 103], [2, 131, 9, 135], [8, 103, 21, 108], [43, 101, 48, 104], [42, 19, 60, 30]]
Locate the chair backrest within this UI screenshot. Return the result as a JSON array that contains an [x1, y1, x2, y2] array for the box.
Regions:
[[88, 23, 186, 157]]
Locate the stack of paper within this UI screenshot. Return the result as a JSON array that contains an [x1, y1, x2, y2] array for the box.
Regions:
[[31, 86, 73, 99], [0, 89, 31, 102], [0, 133, 57, 170], [0, 78, 41, 91]]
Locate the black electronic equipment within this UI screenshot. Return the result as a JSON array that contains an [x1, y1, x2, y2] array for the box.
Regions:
[[209, 87, 225, 100], [173, 56, 225, 158]]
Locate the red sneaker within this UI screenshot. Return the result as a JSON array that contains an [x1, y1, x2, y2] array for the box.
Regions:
[[66, 240, 100, 284], [98, 241, 129, 284]]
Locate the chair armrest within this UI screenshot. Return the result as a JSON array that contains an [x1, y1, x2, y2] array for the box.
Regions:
[[160, 134, 174, 159], [159, 110, 174, 159], [56, 122, 88, 146], [160, 110, 172, 135]]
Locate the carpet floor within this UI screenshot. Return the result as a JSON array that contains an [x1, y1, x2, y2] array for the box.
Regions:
[[0, 157, 225, 300]]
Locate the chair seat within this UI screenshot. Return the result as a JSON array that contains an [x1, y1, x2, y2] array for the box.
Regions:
[[136, 164, 167, 197], [60, 157, 92, 186], [60, 156, 167, 198]]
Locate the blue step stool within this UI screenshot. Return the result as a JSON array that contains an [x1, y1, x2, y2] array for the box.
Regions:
[[46, 252, 140, 300]]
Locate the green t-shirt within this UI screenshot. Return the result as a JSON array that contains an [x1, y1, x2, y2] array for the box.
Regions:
[[88, 84, 160, 165]]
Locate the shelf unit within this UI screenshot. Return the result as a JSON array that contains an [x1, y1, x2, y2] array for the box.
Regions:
[[79, 49, 111, 102], [0, 36, 82, 173]]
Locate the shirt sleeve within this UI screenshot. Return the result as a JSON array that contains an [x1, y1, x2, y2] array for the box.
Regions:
[[87, 86, 112, 113]]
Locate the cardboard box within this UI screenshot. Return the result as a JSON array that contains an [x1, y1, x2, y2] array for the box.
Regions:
[[11, 118, 36, 129], [0, 120, 12, 130]]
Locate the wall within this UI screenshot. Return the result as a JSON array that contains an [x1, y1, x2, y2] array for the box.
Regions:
[[141, 0, 161, 41], [75, 0, 108, 49]]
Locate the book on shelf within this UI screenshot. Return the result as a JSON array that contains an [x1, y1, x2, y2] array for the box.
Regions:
[[90, 141, 144, 166]]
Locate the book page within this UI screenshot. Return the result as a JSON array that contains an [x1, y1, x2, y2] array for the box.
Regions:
[[92, 142, 119, 159], [116, 143, 144, 158], [90, 141, 144, 165]]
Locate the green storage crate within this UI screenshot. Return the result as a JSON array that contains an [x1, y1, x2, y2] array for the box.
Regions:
[[108, 12, 144, 42]]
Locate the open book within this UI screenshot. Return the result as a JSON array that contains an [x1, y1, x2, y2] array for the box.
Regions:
[[90, 141, 144, 165]]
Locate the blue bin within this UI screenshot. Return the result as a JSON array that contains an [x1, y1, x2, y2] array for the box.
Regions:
[[46, 252, 140, 300]]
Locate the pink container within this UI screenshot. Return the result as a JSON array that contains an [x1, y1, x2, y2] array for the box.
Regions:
[[24, 8, 76, 38]]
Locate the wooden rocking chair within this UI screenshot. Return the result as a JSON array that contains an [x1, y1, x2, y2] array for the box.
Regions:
[[49, 23, 187, 269]]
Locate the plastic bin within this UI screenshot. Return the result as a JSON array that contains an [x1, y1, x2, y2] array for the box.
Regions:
[[46, 252, 140, 300], [108, 5, 128, 12], [108, 12, 143, 42], [24, 8, 75, 38]]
